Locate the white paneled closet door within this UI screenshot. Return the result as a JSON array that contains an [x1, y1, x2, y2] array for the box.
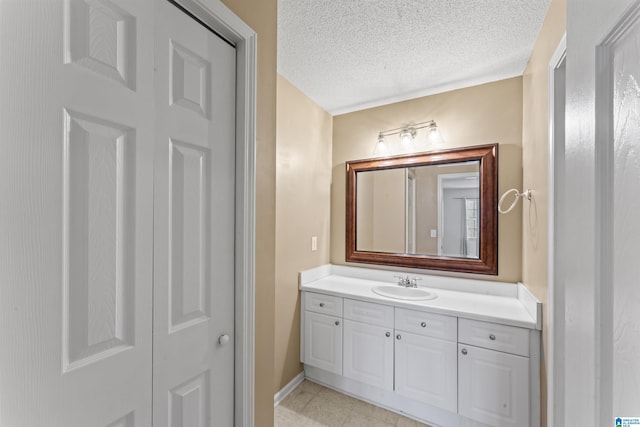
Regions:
[[153, 1, 237, 426], [1, 0, 155, 425], [1, 0, 238, 425]]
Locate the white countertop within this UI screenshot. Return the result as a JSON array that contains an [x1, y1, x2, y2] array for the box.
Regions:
[[300, 265, 541, 330]]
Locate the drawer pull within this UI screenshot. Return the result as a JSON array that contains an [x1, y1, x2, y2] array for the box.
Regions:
[[421, 321, 427, 328], [319, 303, 325, 307], [396, 334, 402, 340], [385, 332, 391, 337], [461, 348, 468, 355], [489, 334, 496, 341], [335, 320, 340, 326]]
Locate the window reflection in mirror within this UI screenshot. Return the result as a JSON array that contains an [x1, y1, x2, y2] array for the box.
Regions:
[[355, 161, 480, 259]]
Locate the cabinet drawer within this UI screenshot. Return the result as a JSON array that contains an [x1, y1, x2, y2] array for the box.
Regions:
[[304, 292, 342, 316], [458, 319, 529, 357], [395, 308, 457, 341], [343, 298, 394, 327]]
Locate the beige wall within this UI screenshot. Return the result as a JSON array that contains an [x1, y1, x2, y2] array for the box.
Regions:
[[219, 0, 276, 424], [415, 167, 439, 254], [521, 0, 566, 425], [331, 77, 524, 282], [357, 170, 405, 252], [274, 75, 333, 391], [356, 172, 374, 249], [372, 170, 406, 252]]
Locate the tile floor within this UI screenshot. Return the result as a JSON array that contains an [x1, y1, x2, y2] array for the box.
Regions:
[[274, 380, 433, 427]]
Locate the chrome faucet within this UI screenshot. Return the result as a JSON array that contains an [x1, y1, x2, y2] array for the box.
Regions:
[[394, 275, 410, 287], [394, 275, 421, 288]]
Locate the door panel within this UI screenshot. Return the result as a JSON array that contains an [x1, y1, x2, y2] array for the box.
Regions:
[[63, 109, 137, 370], [304, 312, 343, 374], [565, 0, 637, 424], [458, 345, 529, 427], [0, 0, 155, 425], [395, 332, 457, 412], [601, 2, 640, 417], [343, 319, 393, 390], [153, 1, 237, 426]]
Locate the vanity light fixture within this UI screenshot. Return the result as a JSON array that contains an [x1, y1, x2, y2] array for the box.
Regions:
[[373, 120, 445, 157]]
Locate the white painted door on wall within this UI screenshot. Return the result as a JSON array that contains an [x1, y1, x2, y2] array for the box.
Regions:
[[153, 1, 236, 426], [565, 0, 640, 425], [1, 0, 155, 425], [0, 0, 236, 425]]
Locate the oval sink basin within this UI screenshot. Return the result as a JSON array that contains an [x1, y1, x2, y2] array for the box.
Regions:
[[372, 285, 437, 301]]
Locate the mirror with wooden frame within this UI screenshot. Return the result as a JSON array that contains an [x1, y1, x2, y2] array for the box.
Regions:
[[346, 144, 498, 275]]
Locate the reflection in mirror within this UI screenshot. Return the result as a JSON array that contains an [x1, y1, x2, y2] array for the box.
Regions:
[[355, 161, 480, 259], [437, 165, 480, 258], [346, 144, 498, 275]]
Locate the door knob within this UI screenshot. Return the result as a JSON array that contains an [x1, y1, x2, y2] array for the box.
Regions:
[[218, 334, 230, 345]]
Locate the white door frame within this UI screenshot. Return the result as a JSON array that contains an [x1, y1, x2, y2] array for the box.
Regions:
[[547, 33, 566, 427], [172, 1, 256, 425]]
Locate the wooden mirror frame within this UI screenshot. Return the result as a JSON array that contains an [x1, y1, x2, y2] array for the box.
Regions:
[[346, 144, 498, 275]]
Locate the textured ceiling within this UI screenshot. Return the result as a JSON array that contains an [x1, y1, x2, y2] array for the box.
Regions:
[[278, 0, 551, 115]]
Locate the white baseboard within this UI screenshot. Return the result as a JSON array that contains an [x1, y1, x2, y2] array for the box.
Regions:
[[274, 371, 305, 407]]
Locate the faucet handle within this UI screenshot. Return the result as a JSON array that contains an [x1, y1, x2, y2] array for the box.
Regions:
[[393, 275, 406, 286], [410, 277, 422, 288]]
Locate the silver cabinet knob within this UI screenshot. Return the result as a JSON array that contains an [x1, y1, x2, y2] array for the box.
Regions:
[[396, 334, 402, 340], [335, 320, 340, 326], [218, 334, 230, 346], [319, 303, 325, 307], [489, 334, 496, 341], [461, 348, 468, 355], [385, 332, 391, 337], [421, 322, 427, 328]]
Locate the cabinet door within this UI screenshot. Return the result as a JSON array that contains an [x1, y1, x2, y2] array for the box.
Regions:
[[458, 344, 529, 427], [343, 320, 394, 390], [395, 331, 457, 412], [304, 311, 343, 375]]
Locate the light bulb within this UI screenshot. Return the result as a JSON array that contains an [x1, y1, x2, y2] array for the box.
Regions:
[[373, 134, 390, 157], [399, 128, 416, 152], [428, 125, 445, 146]]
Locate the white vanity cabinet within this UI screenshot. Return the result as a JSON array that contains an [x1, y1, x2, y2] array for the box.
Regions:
[[394, 308, 458, 413], [302, 293, 343, 375], [457, 319, 531, 427], [299, 266, 541, 427]]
